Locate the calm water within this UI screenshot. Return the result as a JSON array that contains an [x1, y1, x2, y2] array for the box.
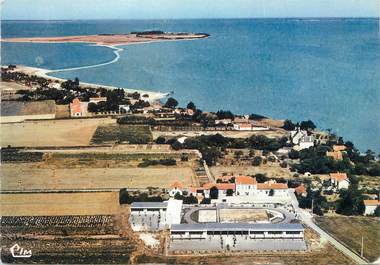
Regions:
[[1, 19, 380, 152]]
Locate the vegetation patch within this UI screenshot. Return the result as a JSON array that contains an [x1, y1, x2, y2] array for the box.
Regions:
[[91, 124, 152, 144], [315, 216, 380, 262], [138, 159, 176, 167]]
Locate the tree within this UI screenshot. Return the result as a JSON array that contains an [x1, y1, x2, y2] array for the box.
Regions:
[[283, 119, 296, 131], [209, 186, 219, 199], [216, 110, 234, 119], [74, 77, 80, 87], [164, 97, 178, 108], [183, 194, 198, 204], [187, 101, 196, 111], [155, 136, 166, 144], [374, 206, 380, 217], [87, 102, 98, 113], [252, 156, 262, 166], [300, 120, 316, 131], [234, 150, 243, 160]]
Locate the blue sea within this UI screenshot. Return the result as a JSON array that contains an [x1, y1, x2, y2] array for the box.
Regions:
[[1, 19, 380, 152]]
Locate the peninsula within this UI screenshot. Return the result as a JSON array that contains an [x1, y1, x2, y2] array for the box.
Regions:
[[1, 31, 210, 47]]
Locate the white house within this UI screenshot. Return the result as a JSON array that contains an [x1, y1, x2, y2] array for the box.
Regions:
[[235, 176, 257, 196], [256, 182, 289, 197], [363, 200, 380, 216], [290, 127, 314, 150], [330, 172, 350, 190]]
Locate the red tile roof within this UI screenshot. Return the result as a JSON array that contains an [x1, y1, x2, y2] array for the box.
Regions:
[[364, 200, 380, 206], [170, 181, 183, 189], [295, 184, 307, 195], [330, 172, 348, 182], [257, 183, 288, 190], [235, 176, 257, 185], [333, 145, 347, 152]]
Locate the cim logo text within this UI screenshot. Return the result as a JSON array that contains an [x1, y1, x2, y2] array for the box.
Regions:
[[10, 244, 32, 258]]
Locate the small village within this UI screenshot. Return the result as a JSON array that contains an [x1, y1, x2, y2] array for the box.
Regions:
[[1, 65, 379, 264]]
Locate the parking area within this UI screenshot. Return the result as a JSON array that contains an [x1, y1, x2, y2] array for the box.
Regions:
[[169, 237, 307, 252]]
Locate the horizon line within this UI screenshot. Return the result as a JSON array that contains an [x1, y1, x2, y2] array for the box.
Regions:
[[1, 17, 379, 21]]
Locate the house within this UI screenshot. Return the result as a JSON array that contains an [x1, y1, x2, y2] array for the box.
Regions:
[[233, 123, 254, 131], [215, 119, 232, 125], [233, 123, 269, 131], [169, 181, 183, 197], [202, 182, 235, 198], [363, 200, 380, 216], [290, 127, 314, 150], [70, 98, 88, 117], [89, 97, 107, 104], [295, 184, 307, 197], [326, 151, 343, 160], [330, 172, 349, 190], [256, 182, 289, 197], [333, 145, 346, 152], [119, 104, 130, 113], [235, 176, 258, 196]]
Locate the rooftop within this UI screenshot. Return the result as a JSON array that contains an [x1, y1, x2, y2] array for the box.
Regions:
[[171, 223, 304, 232], [130, 202, 168, 209]]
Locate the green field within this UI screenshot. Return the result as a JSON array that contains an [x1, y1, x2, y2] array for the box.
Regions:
[[91, 124, 153, 144], [315, 216, 380, 262]]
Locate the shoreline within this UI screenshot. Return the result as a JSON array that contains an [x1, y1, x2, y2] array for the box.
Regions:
[[6, 65, 169, 102], [1, 34, 210, 101]]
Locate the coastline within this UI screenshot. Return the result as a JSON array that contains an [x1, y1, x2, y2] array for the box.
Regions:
[[8, 65, 169, 102], [1, 34, 210, 102]]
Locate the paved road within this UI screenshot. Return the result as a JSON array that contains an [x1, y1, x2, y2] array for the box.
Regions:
[[289, 190, 368, 265]]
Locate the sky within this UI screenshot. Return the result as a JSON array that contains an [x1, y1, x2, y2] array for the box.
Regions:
[[1, 0, 379, 20]]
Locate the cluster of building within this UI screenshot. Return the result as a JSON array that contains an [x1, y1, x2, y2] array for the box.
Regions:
[[169, 175, 290, 203], [215, 115, 269, 131], [69, 97, 130, 117]]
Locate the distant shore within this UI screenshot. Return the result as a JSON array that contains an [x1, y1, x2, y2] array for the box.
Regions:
[[1, 32, 209, 47], [8, 65, 169, 102]]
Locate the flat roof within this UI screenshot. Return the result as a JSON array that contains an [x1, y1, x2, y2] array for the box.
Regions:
[[171, 223, 304, 232], [131, 202, 168, 209]]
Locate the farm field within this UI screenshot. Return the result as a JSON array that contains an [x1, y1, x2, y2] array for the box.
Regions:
[[210, 164, 294, 179], [315, 216, 380, 262], [0, 192, 119, 216], [1, 205, 147, 264], [1, 163, 196, 190], [1, 118, 114, 147]]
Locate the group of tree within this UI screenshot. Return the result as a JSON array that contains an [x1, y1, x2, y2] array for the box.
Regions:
[[168, 133, 287, 166], [282, 119, 316, 131], [119, 189, 163, 204], [290, 143, 380, 176]]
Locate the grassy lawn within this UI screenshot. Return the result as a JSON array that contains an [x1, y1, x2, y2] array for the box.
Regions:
[[91, 124, 153, 144], [315, 216, 380, 262]]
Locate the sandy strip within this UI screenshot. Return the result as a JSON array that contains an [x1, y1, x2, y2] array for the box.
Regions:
[[11, 65, 169, 102]]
